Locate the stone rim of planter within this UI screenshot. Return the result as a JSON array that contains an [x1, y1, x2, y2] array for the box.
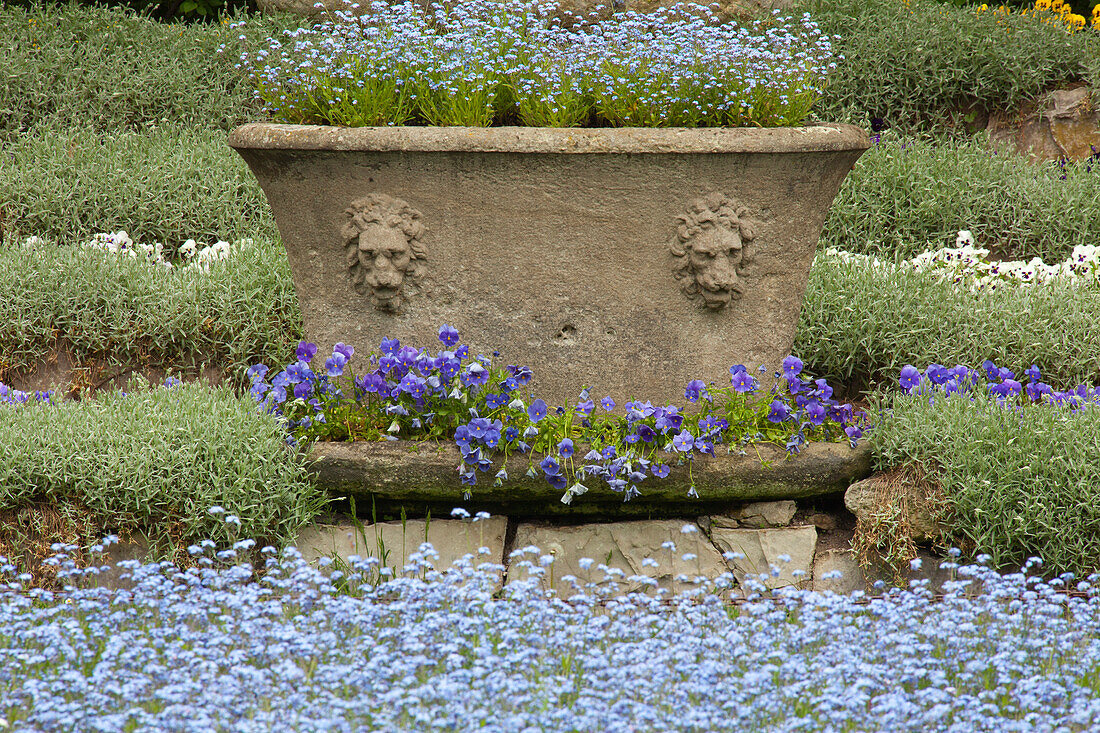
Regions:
[[227, 122, 870, 155]]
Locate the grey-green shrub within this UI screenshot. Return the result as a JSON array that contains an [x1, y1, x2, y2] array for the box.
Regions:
[[0, 239, 302, 382], [870, 389, 1100, 576], [808, 0, 1100, 132], [0, 381, 323, 552], [0, 3, 297, 140], [795, 253, 1100, 394], [0, 125, 277, 250], [821, 132, 1100, 263]]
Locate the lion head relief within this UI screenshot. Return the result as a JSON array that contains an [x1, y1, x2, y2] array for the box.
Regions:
[[670, 193, 757, 311], [342, 193, 426, 312]]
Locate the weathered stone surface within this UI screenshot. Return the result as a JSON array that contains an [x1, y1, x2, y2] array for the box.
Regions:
[[845, 473, 941, 542], [308, 440, 872, 517], [711, 499, 797, 528], [293, 516, 507, 571], [709, 525, 817, 589], [747, 499, 797, 526], [89, 539, 153, 590], [810, 547, 865, 594], [508, 520, 727, 595], [988, 85, 1100, 163], [808, 512, 838, 531], [230, 123, 869, 409]]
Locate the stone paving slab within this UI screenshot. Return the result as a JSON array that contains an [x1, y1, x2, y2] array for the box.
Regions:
[[708, 525, 818, 590], [508, 520, 728, 595], [293, 516, 508, 572]]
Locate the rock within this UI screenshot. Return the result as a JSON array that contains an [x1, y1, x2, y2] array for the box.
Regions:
[[808, 512, 837, 531], [88, 538, 153, 590], [740, 500, 797, 527], [811, 547, 866, 594], [709, 525, 817, 590], [987, 85, 1100, 163], [293, 516, 508, 572], [844, 472, 941, 542], [507, 520, 728, 596], [709, 499, 797, 528]]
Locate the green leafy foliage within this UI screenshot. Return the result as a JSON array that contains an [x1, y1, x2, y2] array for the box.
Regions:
[[0, 3, 298, 141], [0, 380, 323, 555], [821, 132, 1100, 264], [796, 252, 1100, 395], [0, 239, 301, 385], [809, 0, 1100, 132], [870, 388, 1100, 576], [0, 125, 277, 251]]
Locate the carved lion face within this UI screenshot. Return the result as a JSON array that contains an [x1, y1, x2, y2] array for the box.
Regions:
[[670, 194, 756, 311], [342, 194, 425, 312], [686, 225, 746, 310]]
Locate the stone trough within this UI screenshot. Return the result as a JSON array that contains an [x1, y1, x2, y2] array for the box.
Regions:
[[308, 439, 872, 518]]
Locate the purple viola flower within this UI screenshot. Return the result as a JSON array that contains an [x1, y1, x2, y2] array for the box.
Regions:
[[1025, 364, 1042, 382], [805, 401, 826, 426], [455, 344, 469, 360], [782, 355, 803, 379], [767, 400, 790, 423], [601, 396, 616, 411], [981, 359, 999, 382], [293, 381, 313, 400], [558, 438, 574, 458], [398, 372, 427, 399], [545, 473, 567, 490], [845, 425, 862, 446], [380, 337, 400, 355], [1027, 381, 1053, 402], [507, 365, 533, 385], [601, 446, 617, 460], [438, 324, 459, 347], [684, 379, 707, 403], [672, 430, 695, 452], [504, 426, 519, 442], [462, 362, 490, 388], [539, 455, 561, 477], [654, 406, 682, 433], [325, 351, 348, 377], [813, 378, 833, 400], [246, 364, 269, 383], [651, 463, 671, 478], [527, 398, 548, 423], [485, 392, 508, 409], [899, 365, 922, 392], [636, 424, 657, 443], [730, 369, 757, 394], [296, 342, 318, 362], [285, 361, 314, 384], [575, 399, 594, 417], [333, 343, 354, 360]]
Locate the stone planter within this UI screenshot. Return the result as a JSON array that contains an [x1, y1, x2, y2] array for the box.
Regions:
[[229, 123, 869, 408]]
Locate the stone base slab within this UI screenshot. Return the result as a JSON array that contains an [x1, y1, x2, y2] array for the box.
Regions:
[[310, 440, 872, 517]]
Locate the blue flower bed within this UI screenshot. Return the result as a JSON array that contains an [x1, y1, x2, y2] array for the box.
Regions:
[[3, 534, 1100, 731]]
